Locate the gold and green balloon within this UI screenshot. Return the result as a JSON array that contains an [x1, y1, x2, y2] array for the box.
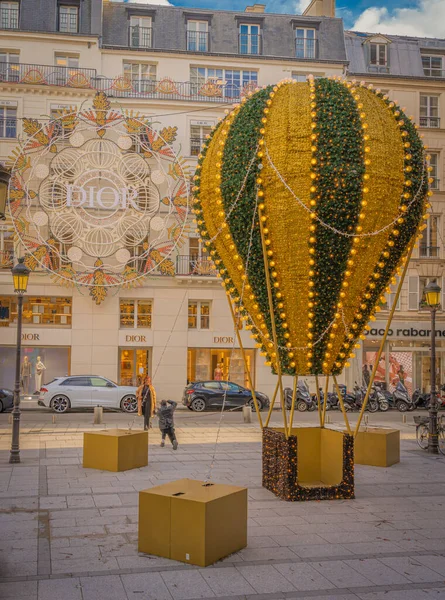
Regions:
[[193, 78, 431, 377]]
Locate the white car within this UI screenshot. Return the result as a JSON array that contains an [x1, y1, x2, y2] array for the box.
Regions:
[[39, 376, 138, 413]]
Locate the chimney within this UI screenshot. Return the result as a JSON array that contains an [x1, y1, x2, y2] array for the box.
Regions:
[[303, 0, 335, 17], [245, 4, 266, 13]]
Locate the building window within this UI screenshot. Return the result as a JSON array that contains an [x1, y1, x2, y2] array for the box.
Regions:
[[119, 348, 150, 387], [0, 1, 19, 29], [187, 348, 254, 387], [50, 104, 76, 137], [123, 62, 156, 93], [292, 73, 307, 82], [54, 54, 79, 85], [129, 15, 152, 48], [187, 20, 208, 52], [422, 55, 444, 78], [188, 301, 210, 330], [428, 152, 440, 190], [0, 224, 14, 270], [59, 5, 78, 33], [190, 67, 258, 99], [420, 94, 440, 128], [55, 54, 79, 69], [381, 277, 401, 311], [239, 23, 261, 55], [295, 28, 316, 59], [120, 299, 152, 328], [0, 105, 16, 138], [0, 296, 72, 326], [420, 215, 440, 258], [190, 123, 212, 156], [370, 42, 387, 66], [0, 51, 19, 83]]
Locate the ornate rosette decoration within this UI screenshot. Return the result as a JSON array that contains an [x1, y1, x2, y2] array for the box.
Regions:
[[7, 92, 191, 304], [194, 78, 430, 376]]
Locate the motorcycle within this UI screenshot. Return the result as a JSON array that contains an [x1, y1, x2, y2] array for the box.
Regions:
[[392, 381, 414, 412], [343, 383, 379, 413], [313, 388, 340, 411], [412, 388, 431, 410], [373, 384, 390, 412], [284, 380, 316, 412]]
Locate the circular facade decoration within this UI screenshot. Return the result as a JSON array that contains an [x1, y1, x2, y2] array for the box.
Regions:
[[7, 92, 191, 303]]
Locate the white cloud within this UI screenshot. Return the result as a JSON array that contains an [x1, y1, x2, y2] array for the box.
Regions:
[[294, 0, 312, 12], [352, 0, 445, 38]]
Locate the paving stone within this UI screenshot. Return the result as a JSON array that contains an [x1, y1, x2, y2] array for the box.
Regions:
[[201, 566, 255, 596], [311, 560, 375, 588], [121, 572, 173, 600], [0, 581, 38, 598], [38, 578, 82, 600], [379, 557, 445, 583], [344, 558, 411, 585], [79, 575, 128, 600], [236, 565, 296, 593], [161, 569, 215, 599], [275, 561, 336, 591]]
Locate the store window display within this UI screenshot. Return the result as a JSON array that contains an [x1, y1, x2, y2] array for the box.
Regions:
[[0, 296, 72, 327], [119, 348, 150, 386], [187, 348, 254, 388], [21, 356, 31, 395], [0, 347, 69, 391]]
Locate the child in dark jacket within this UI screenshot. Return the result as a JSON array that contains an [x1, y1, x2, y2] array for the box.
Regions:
[[157, 400, 178, 450]]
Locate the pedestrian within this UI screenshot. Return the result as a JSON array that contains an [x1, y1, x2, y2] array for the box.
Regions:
[[158, 400, 178, 450], [137, 375, 156, 431], [362, 364, 370, 387]]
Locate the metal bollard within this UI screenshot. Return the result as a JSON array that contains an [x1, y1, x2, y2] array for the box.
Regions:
[[8, 414, 12, 424], [52, 414, 56, 424], [364, 414, 369, 426], [242, 405, 252, 423], [93, 406, 103, 425], [402, 414, 407, 424]]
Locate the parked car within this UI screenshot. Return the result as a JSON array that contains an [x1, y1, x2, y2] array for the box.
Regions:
[[183, 381, 269, 412], [39, 376, 138, 413], [0, 388, 14, 412]]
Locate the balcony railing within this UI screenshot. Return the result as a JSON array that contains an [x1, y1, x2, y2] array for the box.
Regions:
[[0, 62, 258, 102], [0, 250, 14, 269], [420, 116, 441, 128], [239, 33, 262, 55], [187, 30, 209, 52], [129, 26, 152, 49], [295, 37, 318, 60], [176, 255, 217, 277], [419, 246, 440, 258], [0, 61, 96, 88], [0, 7, 19, 29], [367, 63, 390, 74], [0, 117, 17, 139]]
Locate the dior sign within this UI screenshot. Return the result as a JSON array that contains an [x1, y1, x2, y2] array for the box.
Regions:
[[66, 185, 140, 210]]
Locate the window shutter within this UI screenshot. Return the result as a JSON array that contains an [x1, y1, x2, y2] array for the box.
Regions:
[[408, 275, 419, 310]]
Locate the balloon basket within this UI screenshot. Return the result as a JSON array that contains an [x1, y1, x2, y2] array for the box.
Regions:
[[262, 427, 354, 501]]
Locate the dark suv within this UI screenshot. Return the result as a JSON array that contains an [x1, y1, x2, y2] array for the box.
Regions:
[[183, 381, 270, 412]]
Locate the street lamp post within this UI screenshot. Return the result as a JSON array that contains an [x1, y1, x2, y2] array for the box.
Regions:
[[424, 280, 442, 455], [9, 257, 31, 464]]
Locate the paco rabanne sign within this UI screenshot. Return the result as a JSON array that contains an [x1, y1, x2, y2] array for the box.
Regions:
[[66, 185, 140, 210]]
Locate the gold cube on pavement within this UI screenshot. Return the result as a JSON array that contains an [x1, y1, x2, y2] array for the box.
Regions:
[[355, 428, 400, 467], [139, 478, 247, 567], [83, 429, 148, 472]]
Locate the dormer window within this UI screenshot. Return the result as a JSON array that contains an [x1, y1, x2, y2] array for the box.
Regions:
[[129, 15, 152, 49], [370, 42, 387, 66], [239, 23, 261, 55]]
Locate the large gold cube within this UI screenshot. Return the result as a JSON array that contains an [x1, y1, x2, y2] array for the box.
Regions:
[[138, 479, 247, 567], [355, 428, 400, 467], [83, 429, 148, 472]]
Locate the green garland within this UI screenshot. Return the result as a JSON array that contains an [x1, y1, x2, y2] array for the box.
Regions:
[[311, 79, 365, 374]]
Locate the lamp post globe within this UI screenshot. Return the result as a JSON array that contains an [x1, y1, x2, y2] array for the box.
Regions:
[[0, 163, 11, 221], [424, 280, 441, 454], [9, 257, 31, 464]]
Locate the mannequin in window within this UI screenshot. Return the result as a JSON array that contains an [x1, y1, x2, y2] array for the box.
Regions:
[[35, 356, 46, 394], [214, 363, 223, 381], [21, 356, 31, 395]]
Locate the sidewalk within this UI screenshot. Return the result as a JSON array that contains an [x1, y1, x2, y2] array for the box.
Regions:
[[1, 412, 445, 600]]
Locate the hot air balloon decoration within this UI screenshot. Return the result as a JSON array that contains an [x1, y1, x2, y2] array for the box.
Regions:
[[193, 77, 430, 500]]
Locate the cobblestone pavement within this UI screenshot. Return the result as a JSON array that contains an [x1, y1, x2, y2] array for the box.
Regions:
[[1, 410, 445, 600]]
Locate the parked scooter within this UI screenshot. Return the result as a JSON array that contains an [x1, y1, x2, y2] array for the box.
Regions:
[[284, 380, 316, 412], [392, 381, 414, 412], [313, 388, 340, 411], [344, 383, 379, 413], [412, 389, 431, 410]]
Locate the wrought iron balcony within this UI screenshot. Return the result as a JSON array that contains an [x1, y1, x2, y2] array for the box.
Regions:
[[129, 26, 152, 49], [420, 116, 441, 128], [176, 255, 217, 277], [295, 37, 318, 60], [239, 33, 262, 55], [0, 61, 96, 88], [0, 7, 19, 29], [419, 245, 440, 258], [187, 30, 209, 52], [0, 62, 255, 102]]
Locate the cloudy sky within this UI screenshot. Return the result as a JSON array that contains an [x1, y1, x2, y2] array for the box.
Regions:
[[114, 0, 445, 37]]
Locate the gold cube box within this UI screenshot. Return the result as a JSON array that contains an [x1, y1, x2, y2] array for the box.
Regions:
[[83, 429, 148, 472], [355, 428, 400, 467], [139, 478, 247, 567]]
